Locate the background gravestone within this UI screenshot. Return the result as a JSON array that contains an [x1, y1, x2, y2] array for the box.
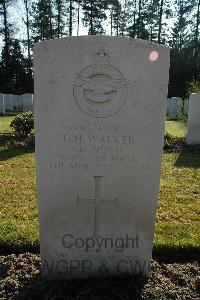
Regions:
[[169, 97, 182, 120], [166, 98, 171, 116], [184, 98, 189, 115], [4, 94, 13, 111], [17, 95, 22, 108], [34, 36, 170, 280], [22, 94, 34, 112], [186, 93, 200, 145], [12, 95, 19, 108], [0, 93, 5, 115]]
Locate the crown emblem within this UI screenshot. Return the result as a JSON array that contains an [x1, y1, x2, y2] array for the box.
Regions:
[[93, 49, 110, 65], [74, 49, 127, 118]]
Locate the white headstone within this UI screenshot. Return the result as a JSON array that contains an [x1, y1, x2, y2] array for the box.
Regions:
[[34, 36, 170, 280], [4, 94, 13, 111], [17, 95, 22, 108], [12, 95, 19, 108], [22, 93, 34, 112], [0, 93, 5, 115], [169, 97, 182, 120], [177, 97, 183, 118], [184, 99, 189, 115], [186, 93, 200, 145], [166, 98, 171, 115]]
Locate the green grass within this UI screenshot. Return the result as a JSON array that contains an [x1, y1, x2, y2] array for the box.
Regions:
[[0, 114, 187, 138], [0, 114, 17, 133], [0, 145, 199, 255], [165, 120, 187, 139], [155, 152, 200, 250], [0, 147, 38, 252]]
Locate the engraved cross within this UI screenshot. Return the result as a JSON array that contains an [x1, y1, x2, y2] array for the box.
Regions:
[[77, 176, 118, 237]]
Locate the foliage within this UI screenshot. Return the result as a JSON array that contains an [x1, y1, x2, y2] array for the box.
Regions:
[[186, 79, 200, 97], [10, 112, 34, 137], [0, 0, 200, 96], [164, 131, 173, 148], [0, 40, 33, 94], [82, 0, 107, 34]]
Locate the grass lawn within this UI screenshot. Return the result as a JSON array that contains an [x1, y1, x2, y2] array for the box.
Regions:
[[0, 145, 199, 255], [0, 113, 19, 133], [165, 120, 187, 139], [0, 114, 187, 139]]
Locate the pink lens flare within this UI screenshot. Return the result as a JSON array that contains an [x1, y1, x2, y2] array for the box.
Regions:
[[149, 51, 159, 62]]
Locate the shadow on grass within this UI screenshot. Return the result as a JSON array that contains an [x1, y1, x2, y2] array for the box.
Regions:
[[0, 240, 39, 255], [15, 273, 147, 300], [175, 151, 200, 168], [0, 110, 22, 117], [0, 147, 34, 161], [153, 245, 200, 263], [0, 240, 199, 263]]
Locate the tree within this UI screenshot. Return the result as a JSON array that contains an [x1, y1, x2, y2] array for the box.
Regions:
[[106, 0, 121, 36], [82, 0, 107, 34], [55, 0, 66, 38], [126, 0, 149, 39], [31, 0, 54, 42], [22, 0, 32, 74], [158, 0, 164, 43], [0, 39, 31, 93], [76, 0, 81, 35], [0, 0, 13, 78], [192, 0, 200, 77]]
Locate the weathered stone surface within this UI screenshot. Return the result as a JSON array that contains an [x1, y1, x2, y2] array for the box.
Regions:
[[34, 36, 170, 280]]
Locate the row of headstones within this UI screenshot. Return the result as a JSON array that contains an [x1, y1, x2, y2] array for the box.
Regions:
[[166, 96, 189, 119], [186, 93, 200, 145], [0, 93, 34, 115], [166, 93, 200, 145]]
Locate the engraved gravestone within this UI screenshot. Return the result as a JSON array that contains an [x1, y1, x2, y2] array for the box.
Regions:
[[34, 36, 170, 280]]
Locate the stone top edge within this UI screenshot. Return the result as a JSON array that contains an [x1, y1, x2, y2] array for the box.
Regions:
[[33, 35, 170, 51]]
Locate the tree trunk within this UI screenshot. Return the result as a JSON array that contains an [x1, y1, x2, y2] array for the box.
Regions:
[[158, 0, 164, 43], [3, 0, 9, 69], [137, 0, 142, 37], [110, 9, 113, 36], [48, 0, 53, 38], [194, 0, 200, 67], [77, 0, 80, 36], [133, 0, 137, 38], [69, 0, 73, 36], [24, 0, 31, 73], [57, 0, 61, 38], [90, 0, 94, 34]]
